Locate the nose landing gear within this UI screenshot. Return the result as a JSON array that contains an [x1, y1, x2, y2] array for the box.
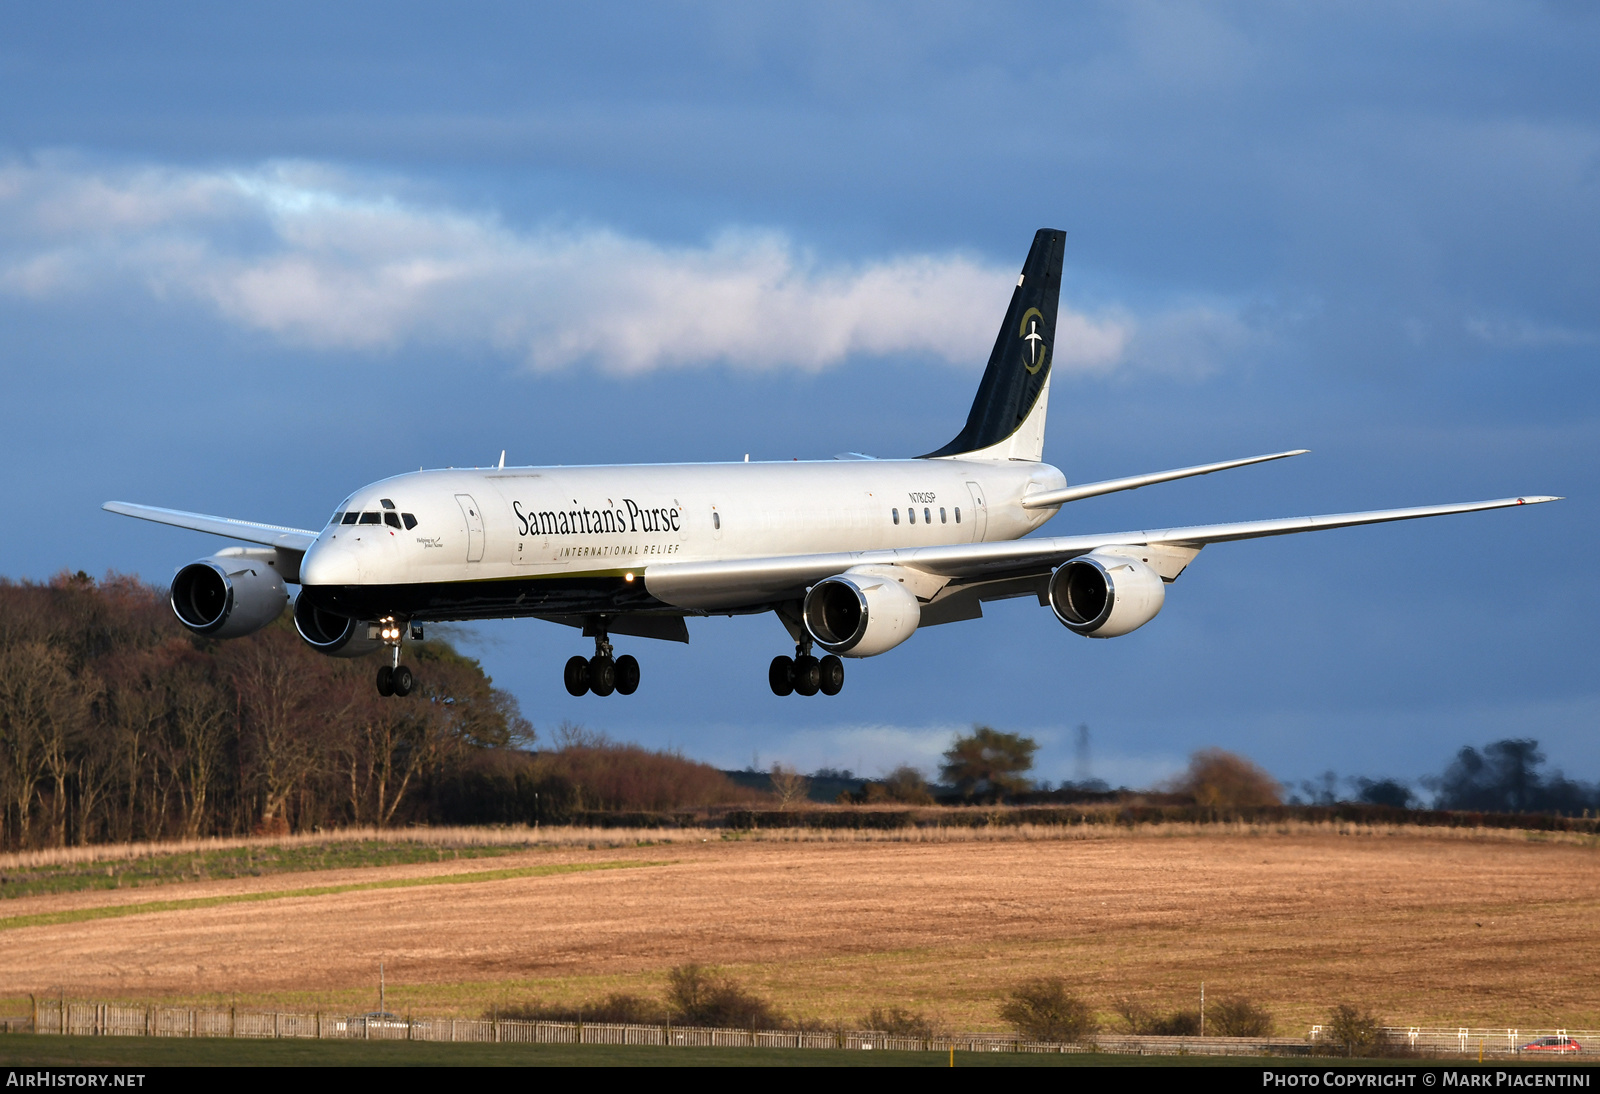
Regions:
[[564, 629, 639, 697], [374, 618, 416, 697], [769, 638, 844, 697]]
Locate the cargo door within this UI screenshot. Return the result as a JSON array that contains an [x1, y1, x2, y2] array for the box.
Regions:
[[455, 494, 485, 562]]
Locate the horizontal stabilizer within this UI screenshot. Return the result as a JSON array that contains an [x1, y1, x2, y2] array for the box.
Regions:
[[1021, 449, 1309, 508]]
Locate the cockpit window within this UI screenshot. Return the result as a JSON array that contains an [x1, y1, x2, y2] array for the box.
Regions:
[[341, 512, 359, 525], [380, 499, 396, 510], [384, 512, 402, 529], [359, 512, 381, 525], [329, 512, 344, 526], [402, 513, 418, 530]]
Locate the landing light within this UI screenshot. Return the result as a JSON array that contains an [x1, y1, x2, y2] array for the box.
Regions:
[[624, 572, 635, 583]]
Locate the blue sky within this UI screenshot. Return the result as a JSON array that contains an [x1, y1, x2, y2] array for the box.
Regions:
[[1, 2, 1594, 791]]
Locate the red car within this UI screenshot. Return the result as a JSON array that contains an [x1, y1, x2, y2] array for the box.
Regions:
[[1522, 1036, 1581, 1054]]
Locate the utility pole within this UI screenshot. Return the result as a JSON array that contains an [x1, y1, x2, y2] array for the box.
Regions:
[[380, 961, 386, 1014], [1200, 981, 1205, 1037]]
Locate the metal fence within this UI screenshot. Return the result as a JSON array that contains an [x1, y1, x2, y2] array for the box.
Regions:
[[18, 1000, 1595, 1059]]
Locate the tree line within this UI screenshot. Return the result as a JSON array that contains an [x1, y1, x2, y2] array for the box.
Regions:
[[0, 572, 530, 848]]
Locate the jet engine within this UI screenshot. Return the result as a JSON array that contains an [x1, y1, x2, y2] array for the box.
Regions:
[[803, 570, 921, 657], [293, 595, 383, 658], [170, 552, 288, 638], [1048, 551, 1166, 638]]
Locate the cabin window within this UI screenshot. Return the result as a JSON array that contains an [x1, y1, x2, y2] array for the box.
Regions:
[[359, 512, 381, 525], [924, 508, 931, 524], [908, 508, 916, 524], [713, 511, 721, 530], [955, 507, 961, 524], [891, 508, 899, 525], [940, 508, 947, 523], [402, 513, 418, 530], [380, 499, 396, 510], [342, 512, 359, 525], [384, 512, 402, 529]]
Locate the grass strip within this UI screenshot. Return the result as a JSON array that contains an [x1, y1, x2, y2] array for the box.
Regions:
[[0, 860, 668, 933], [0, 841, 530, 901], [0, 1033, 1278, 1067]]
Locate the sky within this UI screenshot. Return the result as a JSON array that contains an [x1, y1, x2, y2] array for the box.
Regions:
[[1, 2, 1595, 793]]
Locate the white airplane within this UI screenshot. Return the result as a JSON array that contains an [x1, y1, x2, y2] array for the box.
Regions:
[[105, 229, 1558, 700]]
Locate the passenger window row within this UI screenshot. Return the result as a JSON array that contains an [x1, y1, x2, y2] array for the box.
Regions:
[[891, 507, 959, 525]]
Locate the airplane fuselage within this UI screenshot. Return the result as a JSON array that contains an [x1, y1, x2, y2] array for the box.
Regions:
[[298, 458, 1066, 622]]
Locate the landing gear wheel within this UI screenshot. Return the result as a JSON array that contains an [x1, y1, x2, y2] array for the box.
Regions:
[[375, 665, 395, 697], [793, 655, 822, 697], [588, 654, 616, 697], [390, 664, 414, 697], [768, 655, 795, 696], [818, 655, 844, 696], [563, 655, 590, 696], [614, 654, 640, 695]]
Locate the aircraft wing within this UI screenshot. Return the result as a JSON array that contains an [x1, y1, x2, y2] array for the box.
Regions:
[[645, 495, 1560, 611], [103, 502, 319, 553]]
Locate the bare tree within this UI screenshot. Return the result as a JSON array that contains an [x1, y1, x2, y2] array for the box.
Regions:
[[769, 763, 810, 809]]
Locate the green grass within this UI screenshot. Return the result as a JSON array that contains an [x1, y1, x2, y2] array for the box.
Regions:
[[0, 860, 668, 932], [0, 1034, 1299, 1067], [0, 840, 532, 900]]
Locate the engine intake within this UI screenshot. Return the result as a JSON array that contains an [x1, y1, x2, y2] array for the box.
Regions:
[[293, 595, 383, 658], [803, 570, 921, 657], [1048, 552, 1166, 638], [170, 553, 288, 638]]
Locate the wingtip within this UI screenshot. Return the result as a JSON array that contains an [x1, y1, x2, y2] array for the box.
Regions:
[[1519, 495, 1563, 504]]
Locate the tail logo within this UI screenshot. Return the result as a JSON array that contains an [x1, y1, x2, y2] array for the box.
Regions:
[[1019, 307, 1049, 375]]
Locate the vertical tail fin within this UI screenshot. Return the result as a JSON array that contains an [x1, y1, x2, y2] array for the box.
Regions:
[[920, 228, 1063, 460]]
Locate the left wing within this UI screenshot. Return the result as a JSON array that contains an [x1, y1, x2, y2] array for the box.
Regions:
[[103, 502, 319, 553], [646, 495, 1560, 611]]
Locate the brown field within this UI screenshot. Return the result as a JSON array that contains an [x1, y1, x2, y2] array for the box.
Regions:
[[2, 826, 1597, 1033]]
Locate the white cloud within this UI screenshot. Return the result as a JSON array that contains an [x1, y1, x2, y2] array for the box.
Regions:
[[0, 156, 1142, 375], [1464, 315, 1596, 351]]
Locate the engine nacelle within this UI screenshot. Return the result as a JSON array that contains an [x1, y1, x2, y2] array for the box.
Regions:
[[293, 595, 383, 658], [802, 569, 921, 657], [170, 552, 288, 638], [1048, 551, 1166, 638]]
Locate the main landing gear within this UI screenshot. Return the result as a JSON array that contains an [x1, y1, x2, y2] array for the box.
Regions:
[[564, 630, 639, 697], [374, 618, 415, 697], [769, 638, 844, 697]]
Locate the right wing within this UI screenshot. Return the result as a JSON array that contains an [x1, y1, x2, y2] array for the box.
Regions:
[[102, 502, 319, 553], [645, 495, 1560, 612]]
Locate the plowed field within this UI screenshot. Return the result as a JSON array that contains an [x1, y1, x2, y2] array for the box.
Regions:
[[4, 830, 1596, 1031]]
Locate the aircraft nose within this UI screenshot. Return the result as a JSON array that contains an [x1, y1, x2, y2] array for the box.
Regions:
[[299, 537, 361, 587]]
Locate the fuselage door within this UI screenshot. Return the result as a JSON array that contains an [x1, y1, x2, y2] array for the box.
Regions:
[[965, 482, 988, 542], [455, 494, 485, 562]]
